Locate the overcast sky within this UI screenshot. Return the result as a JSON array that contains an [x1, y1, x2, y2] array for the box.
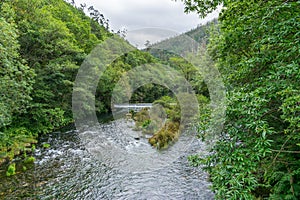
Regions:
[[74, 0, 220, 48]]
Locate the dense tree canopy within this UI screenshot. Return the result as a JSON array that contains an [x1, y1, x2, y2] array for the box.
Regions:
[[184, 0, 300, 199], [0, 0, 158, 164], [0, 7, 35, 129]]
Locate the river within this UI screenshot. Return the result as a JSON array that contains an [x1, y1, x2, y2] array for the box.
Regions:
[[0, 119, 214, 199]]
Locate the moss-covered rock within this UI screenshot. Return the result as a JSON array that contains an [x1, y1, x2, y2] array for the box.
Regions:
[[148, 121, 179, 149], [0, 128, 37, 166]]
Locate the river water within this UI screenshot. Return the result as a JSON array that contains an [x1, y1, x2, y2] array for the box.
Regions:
[[0, 119, 214, 199]]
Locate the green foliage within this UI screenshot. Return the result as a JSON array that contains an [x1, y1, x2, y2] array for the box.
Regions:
[[133, 108, 151, 131], [168, 56, 208, 96], [42, 143, 51, 149], [185, 0, 300, 199], [0, 0, 165, 174], [19, 106, 67, 134], [154, 96, 179, 122], [178, 0, 222, 18], [6, 163, 16, 177], [96, 50, 156, 113], [0, 4, 35, 129], [148, 20, 215, 58], [148, 94, 206, 149], [188, 154, 202, 167], [147, 23, 215, 100], [24, 156, 35, 164], [132, 96, 182, 149], [0, 0, 114, 165], [0, 127, 37, 163], [193, 94, 210, 141], [153, 96, 177, 107], [142, 120, 151, 128], [130, 84, 172, 103]]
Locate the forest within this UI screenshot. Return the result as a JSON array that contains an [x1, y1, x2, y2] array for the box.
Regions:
[[0, 0, 299, 199], [0, 0, 157, 165]]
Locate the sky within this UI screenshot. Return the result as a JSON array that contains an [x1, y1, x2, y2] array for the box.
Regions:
[[74, 0, 220, 48]]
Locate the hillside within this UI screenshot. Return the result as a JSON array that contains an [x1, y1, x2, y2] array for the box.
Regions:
[[0, 0, 156, 164], [147, 19, 217, 58]]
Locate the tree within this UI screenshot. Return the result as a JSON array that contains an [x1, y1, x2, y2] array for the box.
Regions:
[[177, 0, 222, 18], [0, 2, 37, 164], [0, 3, 35, 129], [0, 0, 114, 163], [182, 0, 300, 199]]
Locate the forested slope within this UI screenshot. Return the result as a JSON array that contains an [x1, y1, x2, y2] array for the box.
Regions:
[[0, 0, 155, 165]]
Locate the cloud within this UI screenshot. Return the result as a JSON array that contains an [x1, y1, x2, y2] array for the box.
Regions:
[[126, 28, 179, 49], [74, 0, 219, 47]]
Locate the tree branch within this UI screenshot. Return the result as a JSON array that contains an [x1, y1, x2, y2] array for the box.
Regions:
[[271, 149, 300, 154]]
